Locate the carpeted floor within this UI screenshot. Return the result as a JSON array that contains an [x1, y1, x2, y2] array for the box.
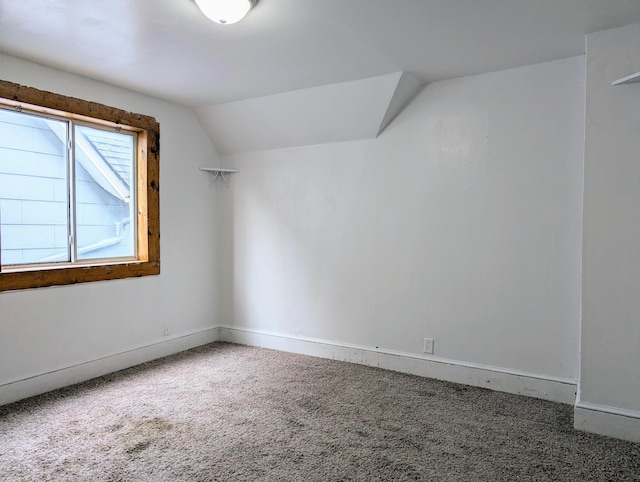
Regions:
[[0, 342, 638, 481]]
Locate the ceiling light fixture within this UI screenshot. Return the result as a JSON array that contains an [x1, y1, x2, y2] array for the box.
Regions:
[[194, 0, 258, 25]]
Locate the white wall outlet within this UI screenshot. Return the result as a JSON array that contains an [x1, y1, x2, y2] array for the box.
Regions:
[[163, 324, 170, 336], [423, 338, 434, 354]]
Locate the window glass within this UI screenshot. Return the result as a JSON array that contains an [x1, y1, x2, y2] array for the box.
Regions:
[[74, 124, 136, 261], [0, 109, 70, 265], [0, 109, 139, 267]]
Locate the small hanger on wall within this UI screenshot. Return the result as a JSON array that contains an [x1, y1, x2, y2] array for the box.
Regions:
[[199, 167, 239, 185]]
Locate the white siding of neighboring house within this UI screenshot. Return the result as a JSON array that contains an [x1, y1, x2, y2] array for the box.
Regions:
[[0, 110, 68, 264]]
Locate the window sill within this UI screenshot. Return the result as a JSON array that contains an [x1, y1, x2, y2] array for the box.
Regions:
[[0, 261, 160, 292]]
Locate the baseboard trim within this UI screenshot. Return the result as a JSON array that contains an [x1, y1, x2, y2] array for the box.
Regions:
[[0, 327, 220, 406], [574, 399, 640, 443], [218, 326, 577, 404]]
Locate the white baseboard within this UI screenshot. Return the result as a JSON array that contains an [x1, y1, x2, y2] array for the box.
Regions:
[[574, 399, 640, 443], [0, 327, 220, 406], [218, 326, 577, 404], [10, 322, 637, 443]]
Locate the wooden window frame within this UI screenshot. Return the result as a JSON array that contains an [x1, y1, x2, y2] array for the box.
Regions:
[[0, 80, 160, 292]]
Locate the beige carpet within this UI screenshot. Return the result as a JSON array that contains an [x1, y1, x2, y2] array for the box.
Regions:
[[0, 342, 638, 481]]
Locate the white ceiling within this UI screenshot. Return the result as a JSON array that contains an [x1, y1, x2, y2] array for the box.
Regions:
[[1, 0, 639, 107]]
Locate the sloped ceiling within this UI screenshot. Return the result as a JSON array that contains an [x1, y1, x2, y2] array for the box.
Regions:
[[195, 72, 423, 154]]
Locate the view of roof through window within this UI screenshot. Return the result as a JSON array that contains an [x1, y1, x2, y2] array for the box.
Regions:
[[81, 128, 133, 188]]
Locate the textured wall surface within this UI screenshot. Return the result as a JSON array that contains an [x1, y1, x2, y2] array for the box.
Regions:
[[224, 57, 585, 382], [581, 23, 640, 414]]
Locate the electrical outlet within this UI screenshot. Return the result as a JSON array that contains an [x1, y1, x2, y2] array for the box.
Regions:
[[163, 324, 170, 336], [423, 338, 434, 354]]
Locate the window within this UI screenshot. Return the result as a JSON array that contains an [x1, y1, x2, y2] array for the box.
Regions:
[[0, 80, 160, 291]]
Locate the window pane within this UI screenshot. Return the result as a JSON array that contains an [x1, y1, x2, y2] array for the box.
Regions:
[[0, 109, 70, 266], [74, 125, 135, 260]]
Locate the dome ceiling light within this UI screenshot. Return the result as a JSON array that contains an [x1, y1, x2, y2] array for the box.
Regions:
[[194, 0, 258, 25]]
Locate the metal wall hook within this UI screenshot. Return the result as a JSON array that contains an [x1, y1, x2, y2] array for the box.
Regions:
[[199, 167, 239, 186]]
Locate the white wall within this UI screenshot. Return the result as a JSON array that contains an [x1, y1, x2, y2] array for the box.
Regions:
[[576, 22, 640, 442], [0, 53, 231, 402], [223, 57, 585, 392]]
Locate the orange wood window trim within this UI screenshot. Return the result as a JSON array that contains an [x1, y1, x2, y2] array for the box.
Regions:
[[0, 79, 160, 292]]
